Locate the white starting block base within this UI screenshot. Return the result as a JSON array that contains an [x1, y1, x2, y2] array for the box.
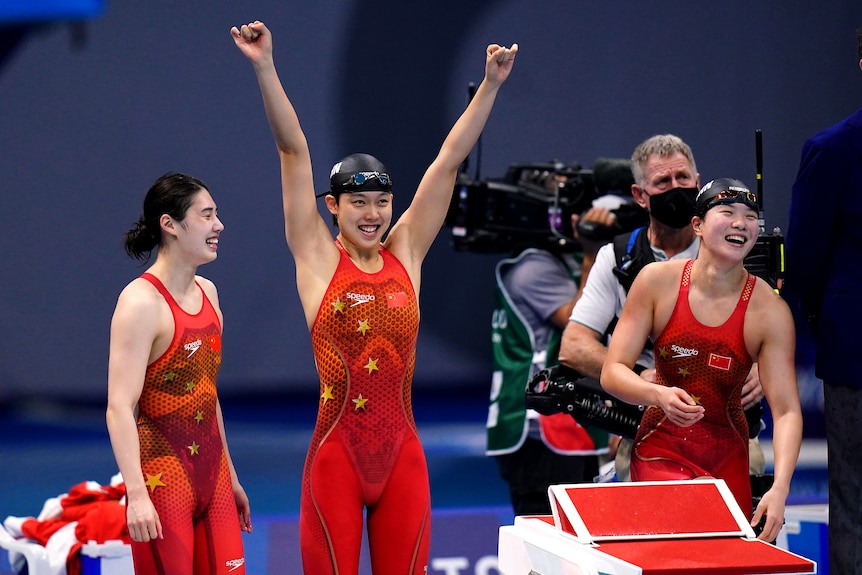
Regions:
[[498, 479, 817, 575]]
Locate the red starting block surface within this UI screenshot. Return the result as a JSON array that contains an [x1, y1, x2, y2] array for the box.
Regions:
[[498, 480, 816, 575]]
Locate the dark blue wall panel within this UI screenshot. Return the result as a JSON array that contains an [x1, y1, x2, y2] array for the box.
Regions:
[[0, 0, 859, 400]]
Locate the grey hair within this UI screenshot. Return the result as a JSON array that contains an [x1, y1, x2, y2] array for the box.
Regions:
[[630, 134, 697, 188]]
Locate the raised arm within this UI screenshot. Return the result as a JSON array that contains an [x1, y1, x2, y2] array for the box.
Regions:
[[231, 21, 333, 261], [387, 43, 518, 274]]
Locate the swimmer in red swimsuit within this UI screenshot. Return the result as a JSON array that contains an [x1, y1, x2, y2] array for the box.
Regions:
[[631, 258, 755, 515], [231, 20, 516, 574], [601, 178, 802, 544], [107, 173, 252, 575]]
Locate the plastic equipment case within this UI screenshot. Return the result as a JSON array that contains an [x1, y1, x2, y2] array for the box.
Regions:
[[0, 526, 132, 575]]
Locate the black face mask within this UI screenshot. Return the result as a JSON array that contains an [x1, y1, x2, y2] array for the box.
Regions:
[[647, 186, 698, 229]]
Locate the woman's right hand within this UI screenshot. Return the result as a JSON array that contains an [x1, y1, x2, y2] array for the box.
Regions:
[[658, 385, 704, 428], [230, 20, 273, 66], [126, 494, 163, 542]]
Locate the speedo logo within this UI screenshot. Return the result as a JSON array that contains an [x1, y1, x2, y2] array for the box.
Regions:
[[184, 339, 203, 357], [346, 292, 375, 307], [226, 558, 245, 572], [671, 344, 699, 358]]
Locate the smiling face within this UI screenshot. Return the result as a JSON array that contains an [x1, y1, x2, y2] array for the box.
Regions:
[[164, 188, 224, 265], [693, 201, 759, 261], [326, 190, 393, 249]]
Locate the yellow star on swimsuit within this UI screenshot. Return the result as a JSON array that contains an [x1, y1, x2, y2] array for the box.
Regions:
[[163, 371, 177, 382], [187, 441, 200, 455], [357, 319, 371, 336], [332, 298, 346, 314], [677, 367, 690, 377], [194, 411, 204, 424], [145, 473, 166, 493], [659, 347, 669, 359], [186, 380, 196, 393], [691, 395, 702, 406], [364, 358, 379, 374], [321, 384, 335, 404], [353, 394, 368, 410]]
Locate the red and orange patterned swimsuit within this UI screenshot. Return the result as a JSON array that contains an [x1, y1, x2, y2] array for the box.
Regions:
[[632, 260, 755, 516], [132, 273, 245, 575], [300, 243, 430, 575]]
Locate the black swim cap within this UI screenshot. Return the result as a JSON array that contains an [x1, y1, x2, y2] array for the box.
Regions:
[[318, 153, 393, 198], [694, 178, 758, 218]]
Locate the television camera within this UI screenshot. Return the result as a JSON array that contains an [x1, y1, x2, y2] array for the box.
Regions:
[[525, 364, 644, 439], [444, 158, 649, 254]]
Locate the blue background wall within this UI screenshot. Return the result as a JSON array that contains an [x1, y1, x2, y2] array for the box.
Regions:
[[1, 1, 861, 401]]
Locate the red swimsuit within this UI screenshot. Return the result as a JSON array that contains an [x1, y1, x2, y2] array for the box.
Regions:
[[300, 243, 430, 575], [131, 273, 245, 575], [632, 260, 755, 516]]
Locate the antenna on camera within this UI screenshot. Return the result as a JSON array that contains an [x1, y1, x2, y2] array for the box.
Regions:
[[744, 128, 784, 291], [755, 129, 765, 234]]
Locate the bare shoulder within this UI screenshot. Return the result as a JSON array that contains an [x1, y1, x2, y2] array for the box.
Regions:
[[112, 277, 166, 331], [294, 238, 341, 284], [634, 259, 686, 291], [743, 277, 796, 364], [195, 275, 219, 301], [381, 232, 416, 267], [628, 260, 686, 328], [747, 276, 794, 330], [750, 276, 791, 312], [289, 218, 341, 267], [116, 276, 161, 309], [290, 239, 346, 326]]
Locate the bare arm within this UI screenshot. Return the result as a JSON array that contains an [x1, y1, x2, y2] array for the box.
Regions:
[[558, 321, 607, 379], [231, 21, 337, 272], [232, 21, 338, 323], [105, 282, 164, 543], [216, 399, 252, 533], [601, 264, 704, 427], [748, 289, 803, 542], [387, 43, 518, 281], [558, 238, 618, 379], [199, 279, 252, 533]]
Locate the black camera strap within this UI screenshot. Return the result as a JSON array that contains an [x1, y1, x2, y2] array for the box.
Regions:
[[612, 226, 654, 293], [601, 226, 655, 341]]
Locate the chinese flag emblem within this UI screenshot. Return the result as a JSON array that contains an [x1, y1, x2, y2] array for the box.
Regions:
[[708, 353, 731, 371], [386, 292, 408, 308], [208, 335, 222, 351]]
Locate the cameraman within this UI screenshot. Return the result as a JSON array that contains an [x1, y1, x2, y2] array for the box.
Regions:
[[558, 134, 765, 481], [486, 167, 623, 516]]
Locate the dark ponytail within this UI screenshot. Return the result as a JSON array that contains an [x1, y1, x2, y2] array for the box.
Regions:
[[123, 172, 209, 261]]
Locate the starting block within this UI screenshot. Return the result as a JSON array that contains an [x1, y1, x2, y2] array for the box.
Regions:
[[498, 479, 816, 575]]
